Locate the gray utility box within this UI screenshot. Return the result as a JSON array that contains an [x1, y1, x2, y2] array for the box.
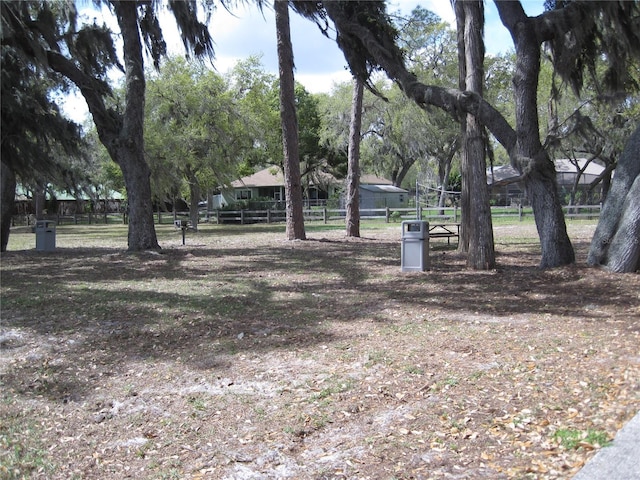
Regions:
[[35, 220, 56, 251], [401, 220, 429, 272]]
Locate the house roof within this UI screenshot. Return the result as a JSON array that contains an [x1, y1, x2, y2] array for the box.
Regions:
[[486, 165, 520, 186], [361, 184, 408, 194], [487, 159, 605, 186], [231, 168, 284, 188], [231, 167, 396, 189], [361, 174, 393, 185], [554, 158, 604, 176]]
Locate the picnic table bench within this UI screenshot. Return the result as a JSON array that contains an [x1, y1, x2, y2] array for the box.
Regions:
[[428, 223, 460, 245]]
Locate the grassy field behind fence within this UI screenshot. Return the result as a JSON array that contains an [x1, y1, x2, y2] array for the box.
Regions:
[[4, 218, 552, 252]]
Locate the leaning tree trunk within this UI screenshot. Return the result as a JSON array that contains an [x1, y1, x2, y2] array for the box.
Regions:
[[497, 1, 574, 268], [346, 77, 364, 238], [1, 161, 16, 252], [113, 1, 160, 250], [46, 1, 160, 251], [588, 123, 640, 272], [275, 0, 306, 240], [323, 0, 574, 268]]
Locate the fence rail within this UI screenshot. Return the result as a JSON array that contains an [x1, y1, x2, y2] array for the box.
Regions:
[[11, 204, 601, 227]]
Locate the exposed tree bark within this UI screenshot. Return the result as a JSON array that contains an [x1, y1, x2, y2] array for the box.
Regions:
[[321, 1, 578, 268], [437, 154, 454, 211], [460, 1, 495, 270], [34, 188, 45, 220], [454, 0, 470, 254], [185, 164, 200, 231], [604, 176, 640, 272], [112, 2, 160, 250], [275, 0, 306, 240], [588, 123, 640, 272], [346, 77, 364, 238], [1, 161, 16, 253], [43, 2, 159, 251], [495, 1, 574, 268]]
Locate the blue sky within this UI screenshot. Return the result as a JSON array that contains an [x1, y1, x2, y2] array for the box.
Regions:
[[65, 1, 545, 121]]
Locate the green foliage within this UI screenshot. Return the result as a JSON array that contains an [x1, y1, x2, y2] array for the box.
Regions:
[[553, 428, 610, 450], [145, 56, 249, 205], [227, 56, 281, 168], [0, 21, 87, 187], [227, 56, 329, 189], [319, 8, 463, 188]]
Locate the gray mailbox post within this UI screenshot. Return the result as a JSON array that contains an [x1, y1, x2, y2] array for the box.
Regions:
[[401, 220, 429, 272], [35, 220, 56, 251]]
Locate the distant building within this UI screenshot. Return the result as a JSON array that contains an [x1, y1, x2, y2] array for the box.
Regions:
[[14, 186, 124, 216], [354, 175, 409, 210], [213, 167, 408, 210], [487, 158, 605, 205]]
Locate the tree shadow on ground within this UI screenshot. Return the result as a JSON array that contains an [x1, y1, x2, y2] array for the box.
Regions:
[[1, 236, 638, 403]]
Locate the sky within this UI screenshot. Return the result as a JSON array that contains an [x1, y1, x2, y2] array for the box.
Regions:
[[64, 1, 545, 122]]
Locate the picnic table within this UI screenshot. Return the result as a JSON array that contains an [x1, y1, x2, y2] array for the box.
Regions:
[[428, 223, 460, 245]]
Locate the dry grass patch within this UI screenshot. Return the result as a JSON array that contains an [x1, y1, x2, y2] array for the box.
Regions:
[[1, 221, 638, 479]]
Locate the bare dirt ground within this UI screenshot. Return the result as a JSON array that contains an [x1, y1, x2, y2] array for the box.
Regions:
[[1, 222, 639, 479]]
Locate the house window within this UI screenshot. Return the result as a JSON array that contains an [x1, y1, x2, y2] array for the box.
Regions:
[[399, 194, 404, 203], [236, 190, 252, 200]]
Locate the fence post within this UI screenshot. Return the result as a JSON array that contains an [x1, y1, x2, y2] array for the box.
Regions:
[[267, 209, 271, 224], [240, 210, 245, 224], [385, 207, 390, 223], [454, 206, 458, 223], [323, 207, 327, 224]]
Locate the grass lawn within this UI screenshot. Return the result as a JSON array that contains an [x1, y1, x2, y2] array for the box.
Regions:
[[1, 220, 638, 479]]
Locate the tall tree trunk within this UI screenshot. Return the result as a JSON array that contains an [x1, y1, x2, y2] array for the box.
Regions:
[[346, 77, 364, 238], [1, 161, 16, 252], [496, 1, 574, 268], [456, 0, 495, 269], [454, 0, 470, 254], [113, 1, 160, 251], [465, 1, 494, 270], [186, 165, 200, 231], [437, 161, 452, 211], [34, 188, 45, 220], [45, 1, 160, 251], [275, 0, 306, 241], [588, 123, 640, 272], [323, 0, 574, 268]]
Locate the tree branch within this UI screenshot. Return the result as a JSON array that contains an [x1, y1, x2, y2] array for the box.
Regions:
[[323, 2, 517, 157]]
